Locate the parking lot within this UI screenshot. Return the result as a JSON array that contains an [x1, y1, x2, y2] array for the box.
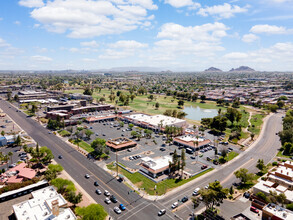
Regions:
[[80, 120, 242, 176], [0, 111, 22, 135]]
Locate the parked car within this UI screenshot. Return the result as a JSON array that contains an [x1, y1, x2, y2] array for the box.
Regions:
[[205, 185, 209, 189], [104, 190, 110, 196], [181, 196, 188, 203], [114, 206, 121, 214], [171, 202, 178, 209], [110, 195, 118, 203], [104, 198, 111, 204], [119, 203, 126, 211], [95, 189, 101, 195], [206, 157, 212, 161], [160, 148, 166, 151], [158, 209, 166, 216], [243, 192, 250, 199], [250, 206, 259, 213], [201, 165, 208, 170]]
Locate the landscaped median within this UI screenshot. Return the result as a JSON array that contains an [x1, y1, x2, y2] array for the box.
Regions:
[[68, 138, 95, 153], [106, 162, 213, 195]]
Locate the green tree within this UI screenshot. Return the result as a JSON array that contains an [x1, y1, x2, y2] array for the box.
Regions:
[[131, 131, 138, 138], [15, 135, 21, 146], [283, 142, 293, 155], [85, 129, 94, 140], [234, 168, 254, 184], [83, 87, 93, 95], [128, 123, 134, 130], [180, 149, 186, 178], [148, 94, 154, 101], [91, 138, 106, 156], [286, 203, 293, 211], [256, 192, 267, 202], [7, 89, 12, 101], [119, 121, 124, 127], [99, 97, 106, 103], [66, 191, 83, 208], [1, 130, 5, 136], [178, 100, 184, 108], [200, 95, 206, 102], [75, 204, 107, 220], [155, 102, 160, 109], [51, 178, 76, 194], [256, 159, 266, 174]]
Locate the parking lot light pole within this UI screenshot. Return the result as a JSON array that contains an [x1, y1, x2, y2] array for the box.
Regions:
[[116, 150, 118, 177]]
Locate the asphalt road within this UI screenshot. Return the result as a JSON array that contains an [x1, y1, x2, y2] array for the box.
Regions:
[[0, 100, 174, 220], [161, 112, 283, 219], [0, 99, 283, 220]]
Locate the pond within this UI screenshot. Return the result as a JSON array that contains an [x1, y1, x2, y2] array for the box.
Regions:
[[183, 105, 218, 121]]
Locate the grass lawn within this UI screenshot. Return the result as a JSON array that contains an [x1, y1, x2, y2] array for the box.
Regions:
[[248, 113, 266, 135], [277, 151, 292, 159], [107, 162, 213, 195], [225, 151, 239, 161], [23, 110, 35, 117], [69, 139, 94, 153], [58, 130, 71, 137]]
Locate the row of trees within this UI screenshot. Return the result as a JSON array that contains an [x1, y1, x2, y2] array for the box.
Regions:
[[279, 110, 293, 155], [169, 149, 186, 178], [163, 109, 187, 119]]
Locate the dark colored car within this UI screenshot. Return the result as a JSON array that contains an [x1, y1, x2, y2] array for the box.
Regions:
[[119, 203, 126, 211], [201, 165, 208, 170], [160, 148, 166, 151], [110, 195, 118, 203], [58, 155, 63, 159], [94, 181, 99, 186], [181, 196, 188, 203]]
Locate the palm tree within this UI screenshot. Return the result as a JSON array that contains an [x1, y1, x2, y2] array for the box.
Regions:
[[8, 152, 13, 164]]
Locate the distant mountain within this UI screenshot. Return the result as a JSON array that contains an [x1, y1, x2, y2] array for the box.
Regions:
[[229, 66, 255, 72], [204, 67, 222, 72], [108, 66, 165, 72]]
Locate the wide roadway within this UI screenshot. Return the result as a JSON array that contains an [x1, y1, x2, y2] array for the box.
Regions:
[[160, 112, 283, 219], [1, 99, 283, 219], [0, 100, 175, 220]]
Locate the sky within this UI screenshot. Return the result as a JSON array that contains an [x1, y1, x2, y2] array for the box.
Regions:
[[0, 0, 293, 71]]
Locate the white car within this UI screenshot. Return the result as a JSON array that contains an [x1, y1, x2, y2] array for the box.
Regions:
[[171, 202, 178, 209], [205, 185, 209, 189], [114, 206, 121, 214], [105, 198, 111, 204], [104, 190, 110, 196]]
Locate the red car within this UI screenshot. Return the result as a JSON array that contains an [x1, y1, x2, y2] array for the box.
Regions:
[[250, 206, 259, 213]]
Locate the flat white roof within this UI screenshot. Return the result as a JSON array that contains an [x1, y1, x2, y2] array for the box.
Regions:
[[263, 204, 293, 219], [253, 181, 293, 203], [141, 156, 172, 171], [177, 135, 204, 143], [126, 114, 186, 127], [13, 186, 76, 220]]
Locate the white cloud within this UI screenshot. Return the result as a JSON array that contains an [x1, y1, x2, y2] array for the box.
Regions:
[[164, 0, 200, 9], [109, 40, 148, 49], [150, 22, 229, 62], [69, 48, 79, 53], [0, 18, 3, 21], [99, 40, 148, 59], [223, 52, 248, 59], [0, 38, 10, 47], [222, 42, 293, 68], [242, 33, 259, 43], [27, 0, 157, 38], [31, 55, 52, 62], [250, 24, 291, 34], [19, 0, 44, 8], [197, 3, 249, 19], [82, 58, 96, 62], [80, 40, 99, 48], [14, 21, 21, 25]]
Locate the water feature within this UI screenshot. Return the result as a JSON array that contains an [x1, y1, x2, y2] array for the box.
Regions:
[[183, 105, 218, 121]]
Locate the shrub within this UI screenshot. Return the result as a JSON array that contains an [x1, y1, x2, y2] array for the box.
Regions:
[[286, 203, 293, 211], [272, 162, 278, 166]]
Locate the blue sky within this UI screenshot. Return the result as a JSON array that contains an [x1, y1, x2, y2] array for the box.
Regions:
[[0, 0, 293, 71]]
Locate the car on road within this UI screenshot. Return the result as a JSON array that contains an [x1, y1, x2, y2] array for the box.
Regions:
[[58, 155, 63, 159], [119, 203, 126, 211], [250, 206, 259, 213], [158, 209, 166, 216], [110, 195, 118, 203], [48, 131, 52, 134], [114, 206, 121, 214], [171, 202, 178, 209], [127, 149, 132, 152], [95, 189, 101, 195], [190, 156, 195, 159], [94, 181, 99, 186], [9, 163, 16, 168], [181, 196, 188, 203], [104, 190, 110, 196], [85, 174, 90, 179], [192, 188, 200, 196], [104, 198, 111, 204]]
